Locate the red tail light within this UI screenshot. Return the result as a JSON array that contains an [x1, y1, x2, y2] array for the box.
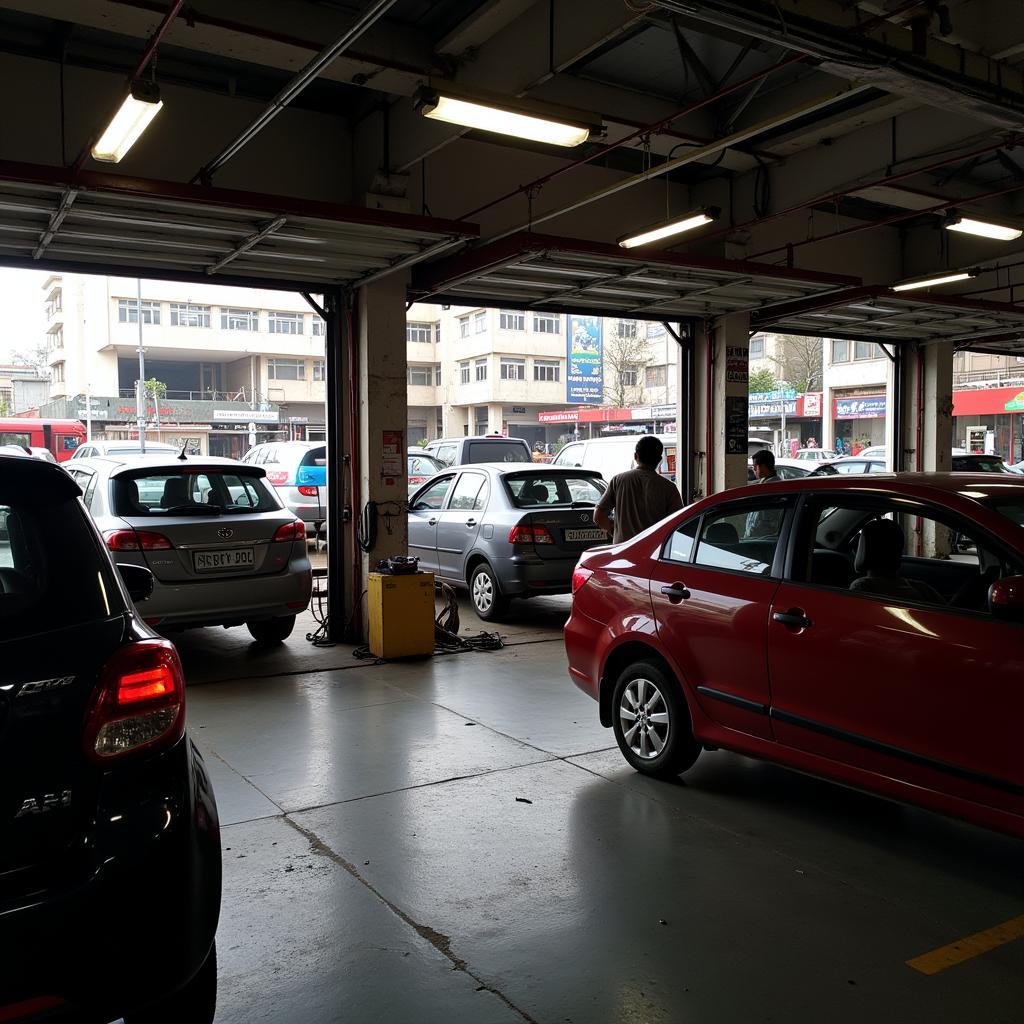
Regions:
[[297, 485, 319, 497], [508, 524, 555, 545], [273, 519, 306, 543], [105, 529, 172, 551], [572, 567, 594, 594], [83, 640, 185, 761], [267, 470, 289, 486], [408, 475, 427, 486]]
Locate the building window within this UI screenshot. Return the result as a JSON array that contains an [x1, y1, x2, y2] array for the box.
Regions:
[[646, 322, 666, 339], [459, 361, 470, 384], [459, 316, 470, 339], [118, 299, 161, 325], [749, 336, 765, 359], [220, 307, 259, 331], [407, 364, 433, 386], [52, 361, 65, 384], [45, 290, 63, 319], [475, 358, 488, 382], [267, 358, 305, 381], [499, 310, 525, 331], [831, 339, 850, 363], [312, 317, 325, 337], [268, 311, 302, 335], [500, 357, 526, 381], [407, 321, 433, 343], [47, 326, 64, 351], [313, 360, 325, 381], [645, 365, 667, 388], [534, 359, 560, 382], [533, 313, 560, 334], [434, 365, 442, 386], [616, 319, 638, 339], [620, 368, 638, 387], [854, 340, 882, 360], [170, 303, 211, 328], [474, 311, 487, 334]]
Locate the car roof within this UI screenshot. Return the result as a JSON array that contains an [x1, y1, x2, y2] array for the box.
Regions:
[[433, 462, 603, 476], [729, 472, 1024, 499], [71, 454, 264, 475], [0, 453, 81, 503], [429, 435, 530, 444]]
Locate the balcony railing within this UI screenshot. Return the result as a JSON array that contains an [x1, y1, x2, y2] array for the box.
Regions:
[[117, 388, 271, 403], [953, 367, 1024, 388]]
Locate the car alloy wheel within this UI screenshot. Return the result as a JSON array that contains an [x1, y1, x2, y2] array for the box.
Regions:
[[619, 676, 670, 760], [472, 570, 494, 614]]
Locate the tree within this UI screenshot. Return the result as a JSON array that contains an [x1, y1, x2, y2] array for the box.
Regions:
[[748, 367, 777, 394], [9, 342, 50, 379], [769, 334, 823, 394], [602, 321, 648, 408], [143, 378, 168, 439]]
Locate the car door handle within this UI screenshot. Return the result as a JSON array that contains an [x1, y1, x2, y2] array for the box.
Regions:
[[428, 518, 437, 527], [773, 609, 813, 629], [465, 519, 477, 527], [660, 583, 691, 603]]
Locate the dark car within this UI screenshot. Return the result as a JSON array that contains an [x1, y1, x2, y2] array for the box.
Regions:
[[951, 454, 1012, 473], [566, 473, 1024, 839], [0, 454, 220, 1022], [810, 456, 887, 476]]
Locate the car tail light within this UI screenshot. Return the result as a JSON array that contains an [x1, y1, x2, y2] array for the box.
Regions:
[[572, 567, 594, 594], [83, 640, 185, 762], [408, 475, 427, 486], [273, 519, 306, 543], [297, 485, 319, 497], [508, 524, 555, 545], [267, 470, 289, 486], [105, 529, 173, 551]]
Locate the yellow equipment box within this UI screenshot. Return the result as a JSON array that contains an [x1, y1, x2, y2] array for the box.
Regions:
[[367, 572, 435, 659]]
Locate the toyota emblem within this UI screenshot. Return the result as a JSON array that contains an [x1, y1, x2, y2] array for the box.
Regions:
[[217, 527, 234, 540], [579, 513, 589, 521]]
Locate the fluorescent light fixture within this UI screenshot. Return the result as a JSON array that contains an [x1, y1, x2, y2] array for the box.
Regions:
[[891, 270, 977, 292], [945, 216, 1023, 241], [618, 207, 721, 249], [414, 84, 600, 148], [91, 80, 163, 163]]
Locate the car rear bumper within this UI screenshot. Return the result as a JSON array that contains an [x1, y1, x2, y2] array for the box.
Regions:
[[0, 737, 221, 1020], [564, 605, 602, 702], [494, 553, 581, 597]]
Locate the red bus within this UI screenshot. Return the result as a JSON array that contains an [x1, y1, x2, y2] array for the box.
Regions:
[[0, 418, 86, 462]]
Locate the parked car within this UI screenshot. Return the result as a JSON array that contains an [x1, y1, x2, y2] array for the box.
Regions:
[[409, 464, 608, 620], [0, 453, 220, 1022], [0, 443, 56, 463], [552, 434, 677, 482], [811, 456, 887, 475], [747, 436, 773, 457], [856, 445, 887, 458], [72, 440, 181, 460], [795, 448, 836, 461], [951, 454, 1013, 473], [566, 472, 1024, 838], [408, 448, 445, 495], [65, 455, 312, 642], [240, 440, 327, 537], [424, 435, 532, 468], [746, 458, 813, 482]]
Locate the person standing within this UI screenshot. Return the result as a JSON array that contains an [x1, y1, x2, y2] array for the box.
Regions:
[[747, 450, 782, 537], [751, 449, 780, 483], [594, 435, 683, 544]]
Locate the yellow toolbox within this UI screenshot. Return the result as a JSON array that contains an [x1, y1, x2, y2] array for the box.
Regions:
[[367, 572, 435, 659]]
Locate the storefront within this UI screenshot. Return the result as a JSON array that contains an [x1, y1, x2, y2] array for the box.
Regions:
[[537, 405, 676, 442], [832, 392, 887, 452], [952, 386, 1024, 462], [748, 391, 823, 451]]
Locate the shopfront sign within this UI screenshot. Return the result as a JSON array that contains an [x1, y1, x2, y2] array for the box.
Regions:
[[835, 395, 887, 419], [538, 410, 579, 424], [749, 398, 797, 418], [213, 408, 279, 424], [566, 315, 604, 404], [510, 406, 527, 415], [1005, 392, 1024, 412]]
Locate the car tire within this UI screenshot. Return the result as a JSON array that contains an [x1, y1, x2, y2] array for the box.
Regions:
[[123, 942, 216, 1024], [246, 615, 296, 644], [468, 562, 508, 621], [611, 660, 700, 779]]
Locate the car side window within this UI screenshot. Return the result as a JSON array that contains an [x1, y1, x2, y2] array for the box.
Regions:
[[448, 472, 486, 511], [434, 444, 457, 467], [662, 518, 698, 563], [554, 443, 582, 467], [413, 476, 454, 512], [693, 502, 787, 576]]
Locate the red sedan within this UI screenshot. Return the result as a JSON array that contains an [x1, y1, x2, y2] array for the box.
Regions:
[[566, 474, 1024, 838]]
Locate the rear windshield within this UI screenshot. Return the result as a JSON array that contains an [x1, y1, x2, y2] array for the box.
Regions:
[[113, 469, 281, 516], [0, 500, 116, 634], [504, 473, 605, 508], [299, 446, 327, 468], [953, 456, 1008, 473], [465, 441, 530, 464]]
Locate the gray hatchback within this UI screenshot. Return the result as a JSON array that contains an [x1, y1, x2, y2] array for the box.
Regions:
[[65, 455, 312, 642], [408, 464, 608, 620]]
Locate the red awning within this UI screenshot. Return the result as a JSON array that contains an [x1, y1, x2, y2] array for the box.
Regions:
[[953, 387, 1023, 417]]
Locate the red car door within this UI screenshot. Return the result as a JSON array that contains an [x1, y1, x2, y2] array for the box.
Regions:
[[767, 497, 1024, 818], [648, 495, 794, 742]]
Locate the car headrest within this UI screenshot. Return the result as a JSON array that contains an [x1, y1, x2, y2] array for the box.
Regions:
[[160, 477, 190, 508], [705, 522, 739, 546], [854, 518, 904, 575]]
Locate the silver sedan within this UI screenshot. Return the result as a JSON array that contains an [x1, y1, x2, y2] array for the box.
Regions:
[[408, 464, 608, 620], [65, 455, 312, 642]]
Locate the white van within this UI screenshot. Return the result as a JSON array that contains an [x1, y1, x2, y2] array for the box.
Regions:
[[552, 434, 676, 482]]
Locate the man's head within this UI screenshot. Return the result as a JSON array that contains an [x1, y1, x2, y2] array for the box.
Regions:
[[751, 449, 776, 480], [634, 435, 664, 468]]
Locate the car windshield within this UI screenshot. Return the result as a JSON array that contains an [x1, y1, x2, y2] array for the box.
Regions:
[[504, 473, 605, 507], [113, 469, 281, 516], [465, 441, 530, 464], [953, 456, 1008, 473]]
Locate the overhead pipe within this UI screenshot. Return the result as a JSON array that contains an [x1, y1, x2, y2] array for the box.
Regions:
[[192, 0, 402, 184]]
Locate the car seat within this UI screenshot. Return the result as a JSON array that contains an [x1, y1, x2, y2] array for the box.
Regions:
[[526, 483, 549, 504], [849, 519, 943, 603], [160, 477, 192, 509], [705, 522, 739, 547], [948, 545, 1002, 611]]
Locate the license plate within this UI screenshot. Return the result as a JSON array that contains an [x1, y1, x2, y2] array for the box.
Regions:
[[193, 548, 255, 572], [564, 528, 605, 542]]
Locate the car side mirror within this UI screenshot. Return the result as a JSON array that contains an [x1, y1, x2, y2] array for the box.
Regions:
[[117, 563, 154, 603], [988, 576, 1024, 622]]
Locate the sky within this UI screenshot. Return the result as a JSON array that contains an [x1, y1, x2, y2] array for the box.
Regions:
[[0, 267, 49, 364]]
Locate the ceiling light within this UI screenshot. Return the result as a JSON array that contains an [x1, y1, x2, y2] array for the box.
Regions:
[[891, 270, 977, 292], [414, 84, 600, 148], [618, 207, 721, 249], [945, 215, 1023, 241], [91, 80, 163, 163]]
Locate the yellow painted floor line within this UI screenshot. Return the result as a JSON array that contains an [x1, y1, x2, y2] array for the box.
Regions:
[[907, 914, 1024, 976]]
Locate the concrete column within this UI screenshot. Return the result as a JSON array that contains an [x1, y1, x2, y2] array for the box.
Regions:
[[356, 273, 410, 589]]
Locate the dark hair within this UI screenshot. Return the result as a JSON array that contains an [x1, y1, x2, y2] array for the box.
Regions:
[[635, 435, 664, 467], [751, 449, 775, 471]]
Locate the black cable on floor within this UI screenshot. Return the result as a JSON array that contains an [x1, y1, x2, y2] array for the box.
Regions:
[[352, 629, 504, 664]]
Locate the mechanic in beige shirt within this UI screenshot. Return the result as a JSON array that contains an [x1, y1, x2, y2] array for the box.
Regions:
[[594, 435, 684, 544]]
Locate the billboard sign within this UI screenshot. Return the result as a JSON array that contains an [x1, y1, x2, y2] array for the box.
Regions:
[[834, 396, 887, 419], [567, 315, 603, 404]]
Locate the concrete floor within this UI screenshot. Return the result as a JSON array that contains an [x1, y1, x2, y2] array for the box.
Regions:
[[182, 589, 1024, 1024]]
